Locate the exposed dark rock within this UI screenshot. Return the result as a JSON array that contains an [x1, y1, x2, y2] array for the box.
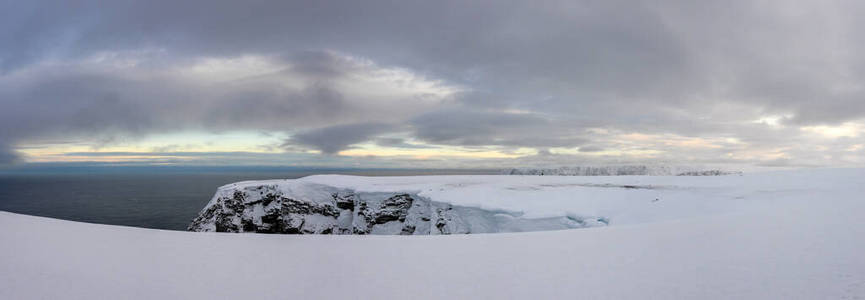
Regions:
[[374, 194, 413, 223], [224, 192, 245, 212], [334, 193, 355, 210], [262, 194, 278, 206], [435, 220, 447, 234], [401, 225, 416, 235], [242, 218, 256, 232], [257, 212, 282, 233], [214, 216, 239, 232]]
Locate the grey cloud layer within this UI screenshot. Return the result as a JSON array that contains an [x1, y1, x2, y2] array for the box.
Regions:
[[288, 123, 395, 154], [411, 109, 586, 148], [2, 0, 865, 166], [0, 50, 453, 156]]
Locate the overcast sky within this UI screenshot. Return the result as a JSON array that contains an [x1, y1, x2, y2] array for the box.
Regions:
[[2, 0, 865, 169]]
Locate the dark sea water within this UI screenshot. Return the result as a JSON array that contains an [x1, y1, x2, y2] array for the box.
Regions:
[[0, 168, 495, 230]]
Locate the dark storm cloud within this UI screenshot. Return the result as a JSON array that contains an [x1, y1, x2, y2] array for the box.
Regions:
[[374, 138, 436, 149], [2, 0, 865, 166], [411, 109, 587, 148], [0, 142, 20, 164], [578, 146, 604, 153], [288, 123, 395, 154]]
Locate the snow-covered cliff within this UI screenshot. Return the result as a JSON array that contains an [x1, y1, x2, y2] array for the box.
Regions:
[[188, 180, 606, 234]]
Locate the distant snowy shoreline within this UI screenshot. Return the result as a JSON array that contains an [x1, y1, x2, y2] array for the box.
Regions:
[[504, 165, 741, 176]]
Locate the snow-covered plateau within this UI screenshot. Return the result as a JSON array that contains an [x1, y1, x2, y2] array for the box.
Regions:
[[2, 168, 865, 299]]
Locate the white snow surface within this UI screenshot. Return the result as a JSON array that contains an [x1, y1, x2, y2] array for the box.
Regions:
[[2, 168, 865, 299]]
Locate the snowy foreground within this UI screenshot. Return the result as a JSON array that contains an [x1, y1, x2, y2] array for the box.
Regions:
[[2, 169, 865, 299]]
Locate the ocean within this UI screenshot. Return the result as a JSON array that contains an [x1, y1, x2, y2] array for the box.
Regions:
[[0, 168, 495, 230]]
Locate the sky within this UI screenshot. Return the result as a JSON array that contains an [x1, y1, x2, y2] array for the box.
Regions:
[[1, 0, 865, 169]]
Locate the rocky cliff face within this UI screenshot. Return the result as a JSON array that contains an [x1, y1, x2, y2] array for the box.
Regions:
[[188, 181, 606, 235]]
